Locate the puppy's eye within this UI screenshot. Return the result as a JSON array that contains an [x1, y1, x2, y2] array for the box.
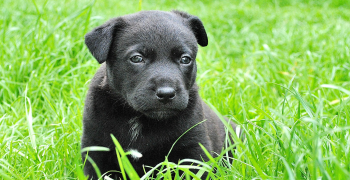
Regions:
[[130, 55, 144, 63], [180, 56, 192, 64]]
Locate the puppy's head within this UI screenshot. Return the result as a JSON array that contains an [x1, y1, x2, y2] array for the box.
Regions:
[[85, 10, 208, 120]]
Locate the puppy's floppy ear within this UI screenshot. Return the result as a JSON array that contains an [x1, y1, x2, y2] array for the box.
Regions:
[[85, 18, 126, 63], [172, 10, 208, 47]]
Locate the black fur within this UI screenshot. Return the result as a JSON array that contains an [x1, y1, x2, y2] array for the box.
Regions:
[[81, 10, 236, 179]]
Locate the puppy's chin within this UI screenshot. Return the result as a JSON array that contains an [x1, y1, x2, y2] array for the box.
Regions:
[[142, 110, 179, 120]]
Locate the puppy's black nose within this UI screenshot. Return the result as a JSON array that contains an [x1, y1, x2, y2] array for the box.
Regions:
[[156, 87, 176, 102]]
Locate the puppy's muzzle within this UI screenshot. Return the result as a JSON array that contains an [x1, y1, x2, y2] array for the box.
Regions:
[[156, 87, 176, 103]]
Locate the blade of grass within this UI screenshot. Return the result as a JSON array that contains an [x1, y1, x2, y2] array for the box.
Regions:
[[110, 134, 140, 180], [24, 87, 36, 151], [321, 84, 350, 96]]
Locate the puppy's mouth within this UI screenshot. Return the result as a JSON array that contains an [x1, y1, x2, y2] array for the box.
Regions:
[[142, 109, 179, 120]]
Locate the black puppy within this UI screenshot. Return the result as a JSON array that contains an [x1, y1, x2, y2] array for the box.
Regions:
[[81, 10, 236, 179]]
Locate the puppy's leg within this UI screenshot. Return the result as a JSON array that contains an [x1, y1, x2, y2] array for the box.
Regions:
[[82, 151, 117, 180]]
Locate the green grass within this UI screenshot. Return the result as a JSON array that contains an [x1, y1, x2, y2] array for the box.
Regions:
[[1, 0, 349, 179]]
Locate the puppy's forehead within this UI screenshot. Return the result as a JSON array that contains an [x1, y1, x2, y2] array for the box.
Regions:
[[119, 11, 197, 49], [123, 11, 183, 28]]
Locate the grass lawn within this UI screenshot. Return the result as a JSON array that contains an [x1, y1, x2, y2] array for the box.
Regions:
[[1, 0, 349, 179]]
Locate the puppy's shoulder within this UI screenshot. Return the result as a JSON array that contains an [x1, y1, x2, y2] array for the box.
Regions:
[[84, 63, 111, 107], [89, 63, 108, 91]]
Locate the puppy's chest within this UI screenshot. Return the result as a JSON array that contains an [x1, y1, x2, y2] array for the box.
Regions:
[[122, 117, 184, 151]]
